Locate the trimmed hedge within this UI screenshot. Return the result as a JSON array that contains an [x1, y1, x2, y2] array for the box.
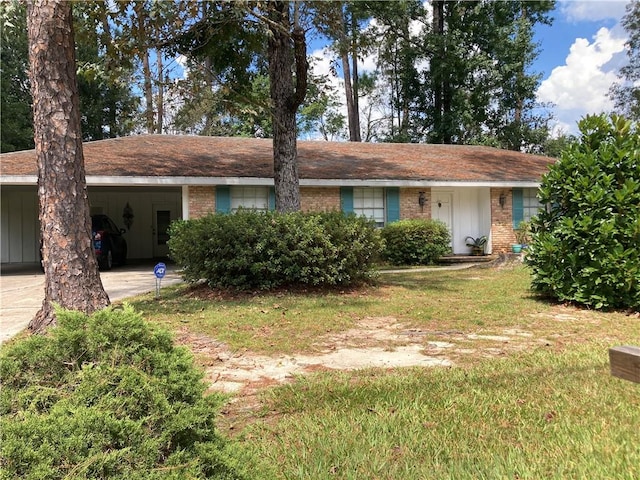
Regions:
[[167, 210, 383, 290], [0, 306, 244, 479], [380, 219, 451, 265]]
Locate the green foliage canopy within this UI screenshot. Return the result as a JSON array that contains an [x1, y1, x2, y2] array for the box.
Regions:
[[0, 1, 33, 152], [0, 0, 139, 152], [610, 0, 640, 121], [526, 114, 640, 309]]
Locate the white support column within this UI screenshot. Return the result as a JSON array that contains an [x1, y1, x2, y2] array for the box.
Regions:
[[181, 185, 190, 220]]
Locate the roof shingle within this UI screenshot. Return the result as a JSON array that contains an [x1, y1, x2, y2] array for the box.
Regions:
[[0, 134, 555, 183]]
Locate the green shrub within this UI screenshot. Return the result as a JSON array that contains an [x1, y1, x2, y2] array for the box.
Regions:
[[168, 210, 383, 290], [380, 219, 451, 265], [525, 114, 640, 310], [0, 305, 244, 480]]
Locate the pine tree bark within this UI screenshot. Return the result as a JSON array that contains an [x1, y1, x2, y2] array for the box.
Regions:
[[156, 41, 164, 134], [336, 6, 361, 142], [267, 1, 307, 212], [432, 0, 445, 143], [134, 2, 155, 133], [27, 0, 110, 332]]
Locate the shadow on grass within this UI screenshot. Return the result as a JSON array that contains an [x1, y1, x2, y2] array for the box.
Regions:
[[379, 269, 467, 293], [126, 280, 384, 317]]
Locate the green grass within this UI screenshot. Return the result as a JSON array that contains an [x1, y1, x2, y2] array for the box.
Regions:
[[125, 265, 640, 479], [132, 267, 533, 355], [129, 266, 636, 357], [238, 344, 640, 479]]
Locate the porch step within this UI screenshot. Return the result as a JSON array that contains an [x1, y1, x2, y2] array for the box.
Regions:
[[438, 254, 498, 265]]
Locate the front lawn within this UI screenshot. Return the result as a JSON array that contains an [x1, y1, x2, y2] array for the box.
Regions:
[[126, 265, 639, 479]]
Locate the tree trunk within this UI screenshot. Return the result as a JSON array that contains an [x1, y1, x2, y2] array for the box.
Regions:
[[156, 44, 164, 134], [134, 2, 154, 133], [338, 6, 361, 142], [267, 1, 307, 212], [27, 0, 110, 332], [341, 50, 359, 142], [432, 0, 445, 143], [349, 10, 361, 142]]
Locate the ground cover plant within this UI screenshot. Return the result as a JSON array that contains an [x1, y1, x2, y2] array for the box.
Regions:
[[0, 306, 244, 480], [126, 265, 640, 479]]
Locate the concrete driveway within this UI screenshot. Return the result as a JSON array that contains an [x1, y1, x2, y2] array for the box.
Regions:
[[0, 261, 183, 344]]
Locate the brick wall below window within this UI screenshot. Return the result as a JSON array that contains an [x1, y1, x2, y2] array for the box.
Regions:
[[185, 186, 521, 254]]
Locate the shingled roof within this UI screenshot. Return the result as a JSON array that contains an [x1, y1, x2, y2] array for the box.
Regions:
[[0, 134, 555, 186]]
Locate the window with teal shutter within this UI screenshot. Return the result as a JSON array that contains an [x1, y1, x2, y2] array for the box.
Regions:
[[269, 187, 276, 211], [340, 187, 354, 213], [386, 187, 400, 224], [230, 186, 269, 211], [512, 188, 523, 228], [216, 185, 231, 213]]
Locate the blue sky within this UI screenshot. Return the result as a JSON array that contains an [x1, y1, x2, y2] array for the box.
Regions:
[[533, 0, 631, 135]]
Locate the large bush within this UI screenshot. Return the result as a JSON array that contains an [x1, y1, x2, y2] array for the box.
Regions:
[[380, 219, 451, 265], [168, 210, 383, 290], [0, 306, 244, 479], [525, 114, 640, 310]]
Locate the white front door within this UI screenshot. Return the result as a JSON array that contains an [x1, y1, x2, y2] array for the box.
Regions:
[[152, 205, 173, 258], [432, 192, 453, 249]]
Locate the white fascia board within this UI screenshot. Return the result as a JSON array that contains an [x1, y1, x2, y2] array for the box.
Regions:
[[0, 175, 37, 185], [1, 175, 540, 189], [299, 179, 542, 188], [84, 176, 275, 186]]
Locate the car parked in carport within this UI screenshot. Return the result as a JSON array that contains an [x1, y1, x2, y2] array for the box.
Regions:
[[92, 214, 127, 270]]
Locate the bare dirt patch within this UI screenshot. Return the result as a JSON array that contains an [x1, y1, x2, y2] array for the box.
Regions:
[[176, 315, 543, 397]]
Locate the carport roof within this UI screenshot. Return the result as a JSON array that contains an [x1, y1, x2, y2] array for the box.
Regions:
[[0, 134, 556, 186]]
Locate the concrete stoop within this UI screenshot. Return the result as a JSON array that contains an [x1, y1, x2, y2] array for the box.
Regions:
[[438, 254, 498, 265]]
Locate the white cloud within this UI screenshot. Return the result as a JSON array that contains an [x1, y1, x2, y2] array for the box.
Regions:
[[175, 55, 190, 79], [560, 0, 630, 23], [537, 27, 626, 132]]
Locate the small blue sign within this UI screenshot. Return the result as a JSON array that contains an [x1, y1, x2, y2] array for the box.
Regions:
[[154, 262, 167, 279]]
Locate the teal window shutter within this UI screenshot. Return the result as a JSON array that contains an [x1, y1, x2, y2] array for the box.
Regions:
[[340, 187, 353, 213], [512, 188, 523, 228], [268, 187, 276, 211], [216, 185, 231, 213], [386, 187, 400, 224]]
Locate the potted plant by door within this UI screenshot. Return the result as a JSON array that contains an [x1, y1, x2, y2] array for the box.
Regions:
[[465, 236, 487, 256], [512, 221, 530, 253]]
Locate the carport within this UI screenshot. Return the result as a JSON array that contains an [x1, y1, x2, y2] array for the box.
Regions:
[[1, 185, 182, 264]]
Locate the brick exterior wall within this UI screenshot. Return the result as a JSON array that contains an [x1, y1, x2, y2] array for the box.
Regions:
[[490, 188, 517, 253], [188, 186, 215, 219], [185, 186, 518, 254], [300, 187, 341, 212], [400, 187, 431, 220]]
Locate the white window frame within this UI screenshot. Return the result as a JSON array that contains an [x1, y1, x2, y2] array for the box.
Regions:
[[353, 187, 385, 227], [230, 186, 269, 212], [523, 188, 542, 222]]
